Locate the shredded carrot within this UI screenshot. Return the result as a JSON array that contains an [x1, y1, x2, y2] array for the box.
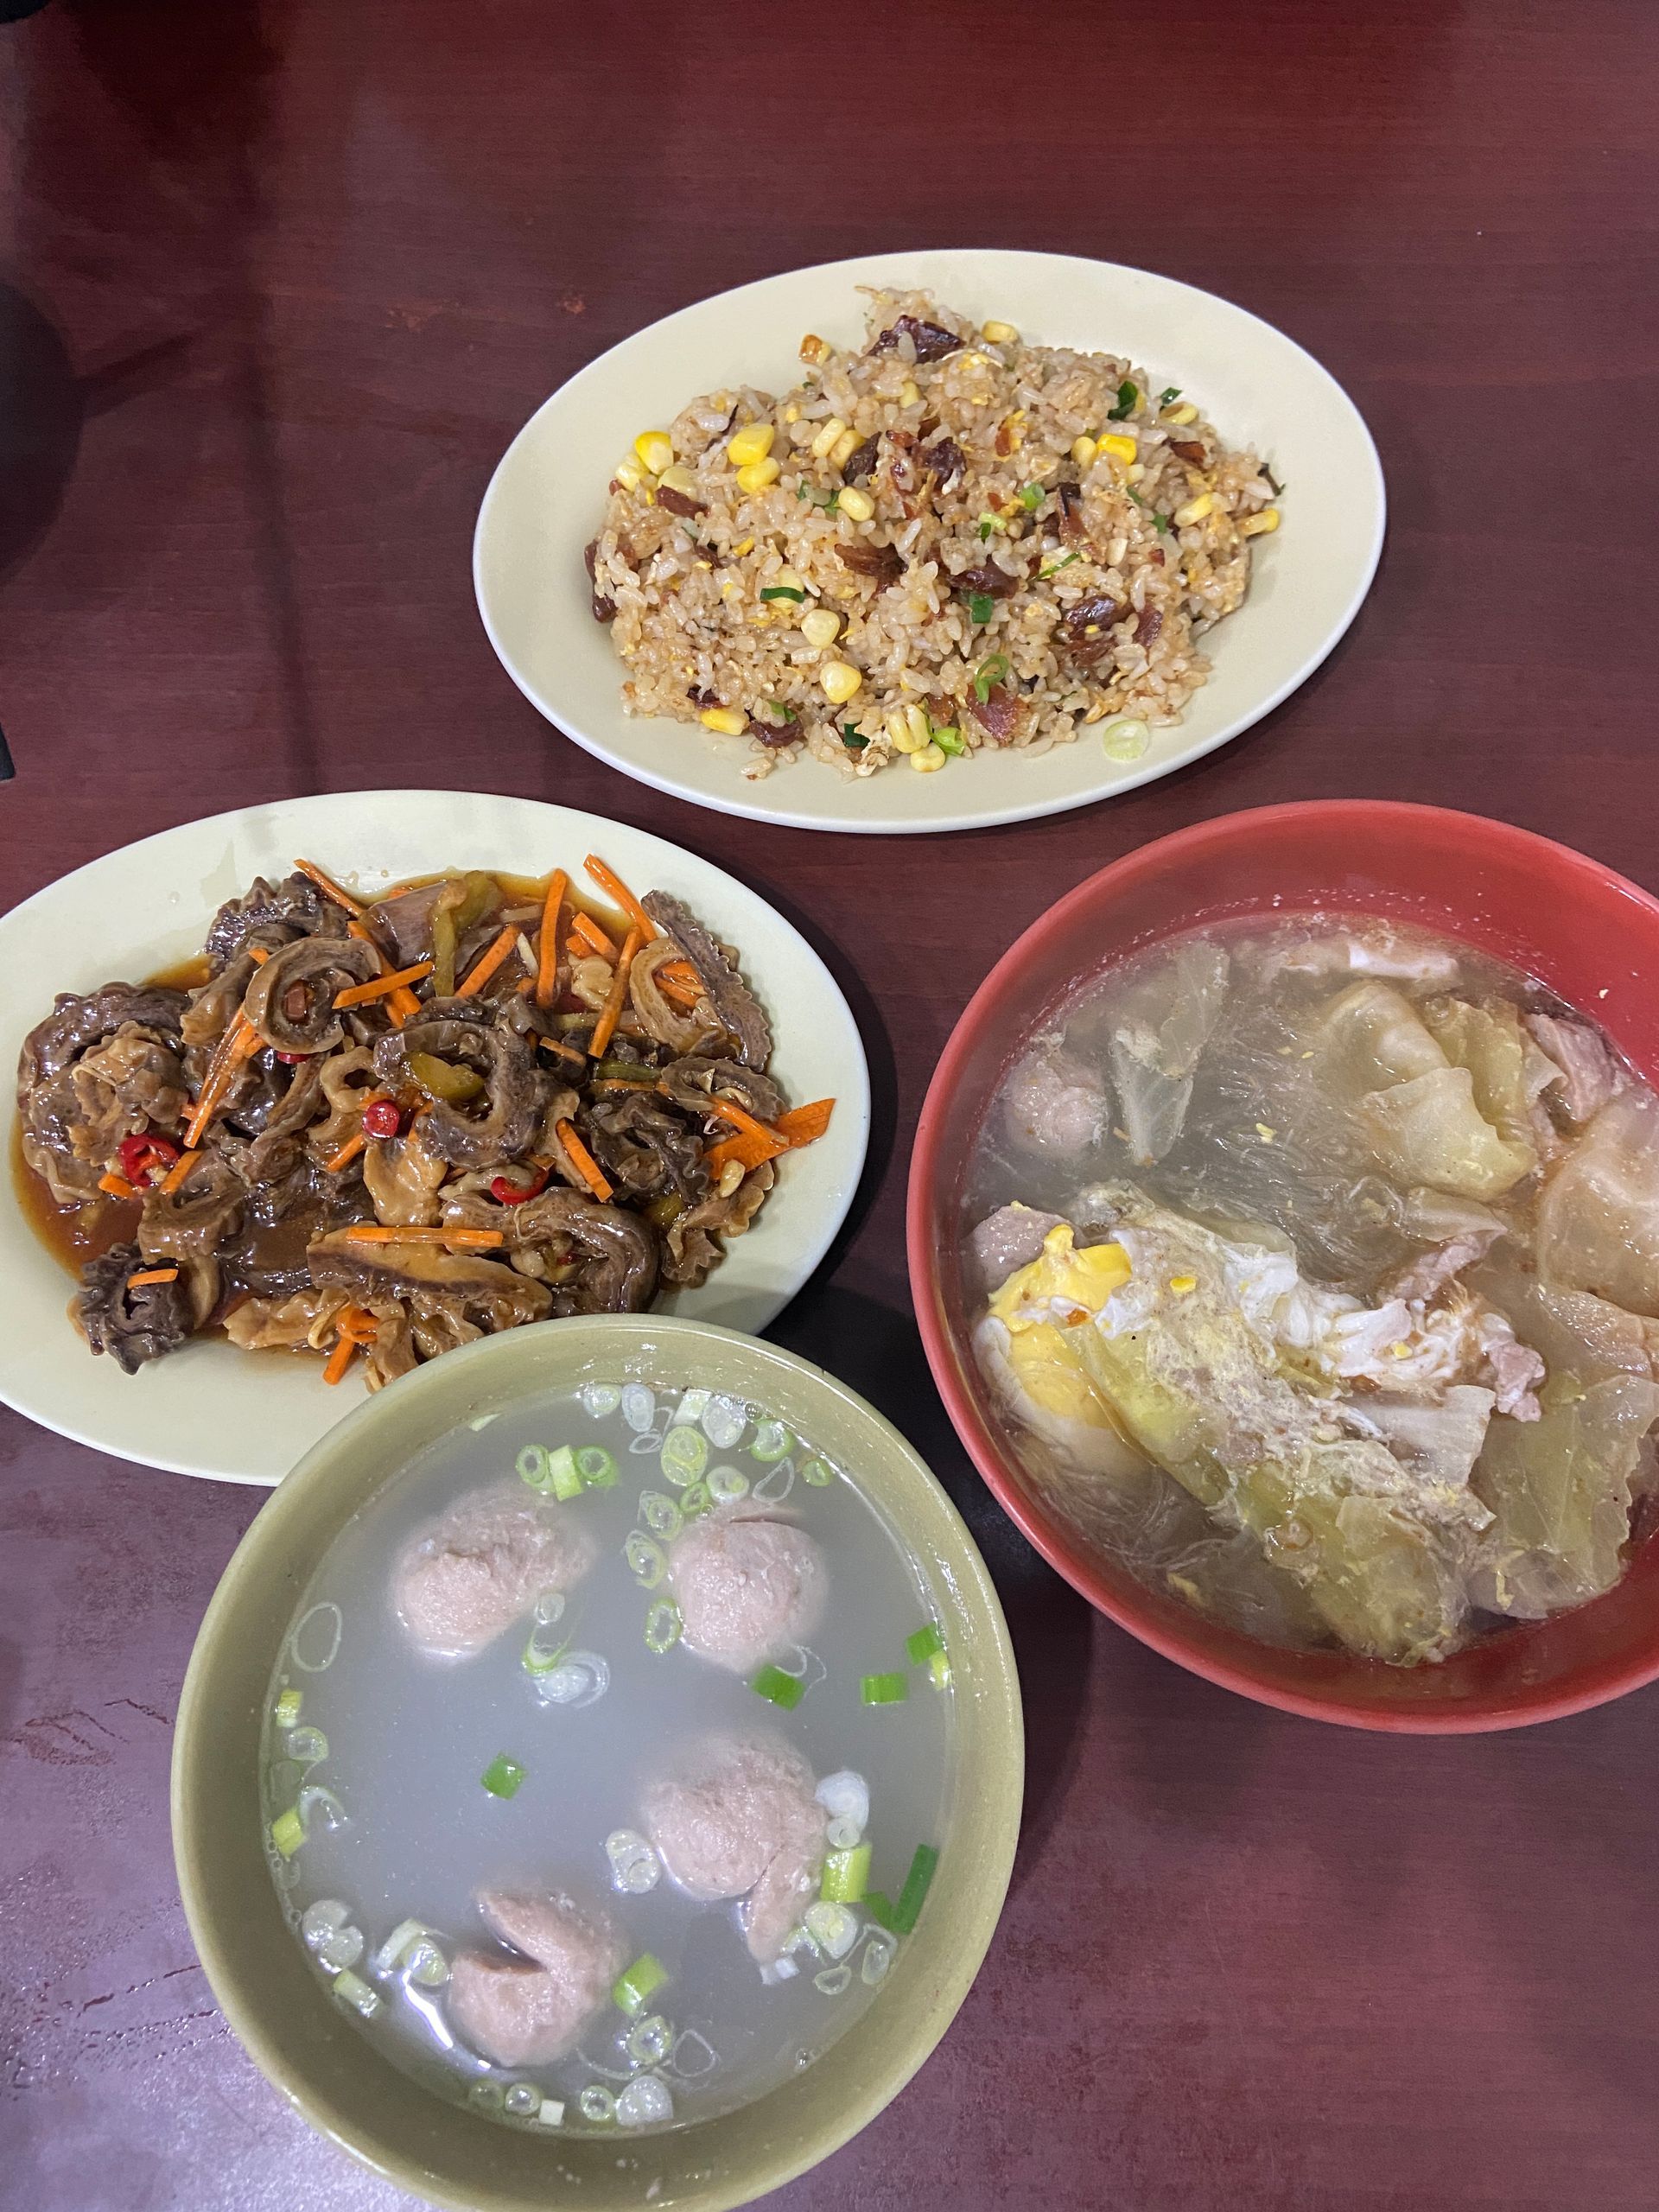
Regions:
[[295, 857, 365, 918], [455, 922, 519, 1000], [125, 1266, 179, 1289], [656, 972, 704, 1011], [774, 1097, 835, 1147], [334, 1303, 378, 1343], [702, 1093, 786, 1149], [583, 855, 657, 943], [326, 1132, 367, 1173], [658, 957, 699, 988], [589, 926, 643, 1059], [182, 1019, 260, 1149], [536, 869, 568, 1007], [703, 1130, 782, 1174], [334, 960, 433, 1009], [99, 1172, 140, 1201], [158, 1147, 201, 1196], [569, 912, 616, 962], [347, 921, 422, 1026], [321, 1332, 359, 1385], [556, 1119, 613, 1202], [337, 1224, 505, 1249]]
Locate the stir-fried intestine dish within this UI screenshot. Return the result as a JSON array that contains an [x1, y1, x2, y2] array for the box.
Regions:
[[261, 1381, 950, 2131], [968, 916, 1659, 1666], [15, 856, 833, 1387]]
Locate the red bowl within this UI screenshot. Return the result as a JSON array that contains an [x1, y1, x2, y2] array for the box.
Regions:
[[909, 801, 1659, 1732]]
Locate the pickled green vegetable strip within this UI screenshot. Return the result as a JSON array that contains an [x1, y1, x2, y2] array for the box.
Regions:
[[613, 1952, 668, 2017], [861, 1672, 907, 1706], [270, 1807, 305, 1858], [893, 1844, 939, 1933], [820, 1843, 872, 1904], [863, 1891, 895, 1931], [906, 1623, 946, 1664], [481, 1754, 526, 1799], [751, 1663, 804, 1710], [274, 1688, 302, 1728], [576, 1445, 617, 1490]]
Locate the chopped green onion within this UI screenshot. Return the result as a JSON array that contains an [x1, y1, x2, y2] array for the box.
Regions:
[[750, 1421, 793, 1463], [660, 1425, 709, 1486], [763, 699, 798, 720], [815, 1963, 854, 1996], [972, 653, 1010, 705], [760, 585, 806, 602], [1154, 511, 1171, 533], [906, 1623, 946, 1665], [752, 1662, 804, 1710], [708, 1465, 751, 1504], [578, 2085, 616, 2125], [1158, 385, 1182, 404], [804, 1900, 860, 1960], [522, 1620, 571, 1675], [270, 1807, 305, 1858], [931, 726, 965, 757], [893, 1843, 939, 1934], [976, 516, 995, 541], [861, 1672, 908, 1707], [582, 1382, 622, 1418], [841, 724, 868, 750], [1107, 378, 1138, 422], [533, 1445, 579, 1499], [1019, 482, 1043, 510], [928, 1650, 953, 1690], [504, 2082, 542, 2118], [625, 1529, 667, 1587], [967, 592, 994, 626], [517, 1443, 549, 1488], [481, 1754, 526, 1800], [1039, 550, 1081, 579], [864, 1890, 896, 1931], [613, 1952, 668, 2017], [640, 1489, 683, 1540], [576, 1445, 617, 1490], [680, 1478, 713, 1517], [800, 1458, 832, 1487], [287, 1726, 328, 1766], [274, 1688, 302, 1729], [645, 1599, 683, 1654], [821, 1843, 872, 1904], [332, 1968, 381, 2018], [1102, 715, 1150, 762]]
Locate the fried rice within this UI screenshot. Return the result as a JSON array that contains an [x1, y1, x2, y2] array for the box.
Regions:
[[587, 291, 1282, 784]]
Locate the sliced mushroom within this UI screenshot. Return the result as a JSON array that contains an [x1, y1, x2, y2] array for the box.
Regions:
[[307, 1228, 553, 1332], [642, 893, 773, 1069], [243, 937, 380, 1054], [372, 1011, 543, 1170]]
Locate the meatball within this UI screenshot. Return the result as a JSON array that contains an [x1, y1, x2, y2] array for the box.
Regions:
[[642, 1734, 825, 1964], [447, 1889, 623, 2068], [391, 1481, 595, 1657], [667, 1505, 825, 1672]]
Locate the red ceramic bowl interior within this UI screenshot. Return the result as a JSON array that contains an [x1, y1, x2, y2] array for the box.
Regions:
[[909, 801, 1659, 1732]]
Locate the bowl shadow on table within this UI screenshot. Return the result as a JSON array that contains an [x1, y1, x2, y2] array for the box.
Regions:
[[766, 1278, 1093, 1891]]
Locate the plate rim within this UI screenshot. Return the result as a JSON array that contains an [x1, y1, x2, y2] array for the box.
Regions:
[[0, 787, 871, 1484], [474, 244, 1387, 836]]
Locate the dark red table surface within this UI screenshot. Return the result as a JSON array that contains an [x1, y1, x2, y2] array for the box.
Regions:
[[3, 3, 1659, 2207]]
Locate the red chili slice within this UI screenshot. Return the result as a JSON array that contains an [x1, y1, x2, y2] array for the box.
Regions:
[[276, 1050, 312, 1065], [361, 1098, 403, 1141], [491, 1167, 550, 1205], [118, 1132, 182, 1188]]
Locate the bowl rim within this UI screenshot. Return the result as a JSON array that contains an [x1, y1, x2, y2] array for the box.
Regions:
[[907, 798, 1659, 1733], [171, 1313, 1023, 2209]]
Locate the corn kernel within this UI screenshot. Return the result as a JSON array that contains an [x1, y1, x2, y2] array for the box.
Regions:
[[771, 567, 804, 594], [1162, 401, 1199, 426], [819, 660, 863, 704], [1099, 433, 1138, 464], [1173, 493, 1216, 526], [904, 703, 931, 750], [731, 537, 754, 556], [1071, 435, 1098, 467], [782, 405, 800, 425], [799, 333, 830, 365], [613, 454, 647, 492], [898, 378, 920, 407], [810, 416, 848, 461], [1124, 464, 1145, 485], [658, 463, 699, 496], [698, 707, 746, 736], [800, 607, 841, 648], [837, 486, 874, 523], [830, 428, 860, 469], [736, 458, 781, 493], [1240, 507, 1281, 537], [727, 422, 776, 469], [961, 353, 988, 369], [910, 743, 946, 772], [633, 430, 674, 474], [720, 578, 741, 601], [981, 320, 1019, 343], [886, 707, 922, 753]]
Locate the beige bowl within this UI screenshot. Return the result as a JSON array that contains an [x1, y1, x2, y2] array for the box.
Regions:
[[172, 1316, 1023, 2211]]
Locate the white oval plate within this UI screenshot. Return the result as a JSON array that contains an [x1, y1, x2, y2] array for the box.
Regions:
[[475, 247, 1384, 836], [0, 790, 869, 1485]]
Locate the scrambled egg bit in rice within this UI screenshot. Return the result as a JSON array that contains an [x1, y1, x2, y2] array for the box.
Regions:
[[587, 291, 1283, 784]]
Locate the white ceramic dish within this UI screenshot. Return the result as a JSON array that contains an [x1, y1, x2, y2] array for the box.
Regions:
[[0, 790, 869, 1485], [474, 247, 1384, 836]]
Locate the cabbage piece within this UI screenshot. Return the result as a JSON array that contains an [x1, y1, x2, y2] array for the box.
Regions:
[[1471, 1254, 1659, 1382], [1469, 1373, 1659, 1618], [1104, 942, 1229, 1165], [1306, 980, 1450, 1097], [1536, 1089, 1659, 1317], [1344, 1386, 1496, 1487], [1360, 1067, 1535, 1200], [1421, 996, 1543, 1162]]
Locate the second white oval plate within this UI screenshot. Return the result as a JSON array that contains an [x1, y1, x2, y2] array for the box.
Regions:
[[0, 790, 869, 1485], [475, 247, 1384, 836]]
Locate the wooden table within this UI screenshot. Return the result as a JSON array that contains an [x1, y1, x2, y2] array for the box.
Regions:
[[3, 3, 1657, 2206]]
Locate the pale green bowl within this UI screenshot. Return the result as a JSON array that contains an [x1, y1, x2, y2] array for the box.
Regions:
[[172, 1316, 1023, 2212]]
